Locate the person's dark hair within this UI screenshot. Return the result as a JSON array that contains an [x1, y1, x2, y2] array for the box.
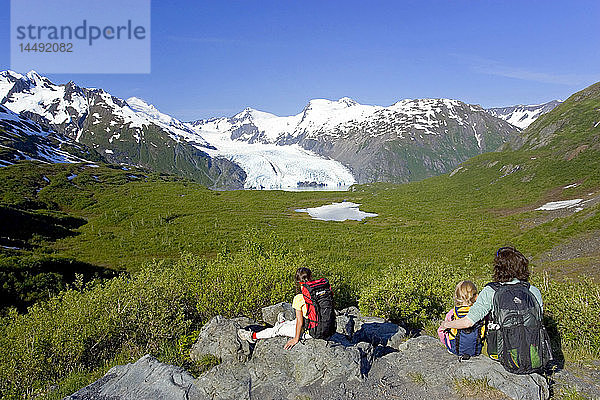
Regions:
[[295, 267, 312, 292], [493, 246, 530, 282]]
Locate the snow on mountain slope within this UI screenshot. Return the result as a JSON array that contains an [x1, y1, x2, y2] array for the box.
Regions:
[[126, 97, 355, 189], [0, 69, 522, 188], [0, 104, 91, 165], [126, 97, 210, 147], [0, 70, 245, 188], [191, 97, 493, 145], [190, 96, 518, 184], [0, 71, 210, 148], [487, 100, 562, 129], [0, 70, 352, 189]]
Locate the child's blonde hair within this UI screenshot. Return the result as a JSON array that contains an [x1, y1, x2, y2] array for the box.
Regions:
[[454, 280, 478, 307]]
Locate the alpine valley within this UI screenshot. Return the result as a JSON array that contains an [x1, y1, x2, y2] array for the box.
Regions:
[[0, 70, 560, 189], [1, 76, 599, 399]]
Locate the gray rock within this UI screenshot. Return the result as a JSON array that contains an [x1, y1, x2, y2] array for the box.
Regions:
[[66, 313, 549, 400], [194, 335, 370, 400], [189, 315, 254, 363], [336, 306, 407, 348], [64, 354, 199, 400], [260, 302, 295, 325], [552, 367, 600, 400], [335, 313, 355, 337], [194, 360, 252, 400], [365, 336, 549, 400], [353, 321, 406, 349]]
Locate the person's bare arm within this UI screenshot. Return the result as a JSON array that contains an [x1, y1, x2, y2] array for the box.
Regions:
[[284, 309, 304, 349], [439, 316, 474, 331]]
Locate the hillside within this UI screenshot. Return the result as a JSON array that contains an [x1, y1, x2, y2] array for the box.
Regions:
[[0, 104, 100, 165], [2, 81, 597, 277], [1, 70, 530, 189], [0, 71, 246, 189], [487, 100, 561, 129]]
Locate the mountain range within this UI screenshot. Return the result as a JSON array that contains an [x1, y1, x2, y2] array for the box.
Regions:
[[0, 70, 560, 189], [487, 101, 562, 129]]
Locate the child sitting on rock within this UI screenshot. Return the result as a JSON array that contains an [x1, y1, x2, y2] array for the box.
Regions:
[[438, 280, 484, 357], [238, 267, 314, 350]]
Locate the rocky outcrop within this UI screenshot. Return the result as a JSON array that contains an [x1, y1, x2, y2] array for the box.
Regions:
[[65, 354, 200, 400], [66, 305, 550, 400]]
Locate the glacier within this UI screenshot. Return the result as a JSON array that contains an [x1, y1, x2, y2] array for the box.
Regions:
[[193, 126, 356, 190]]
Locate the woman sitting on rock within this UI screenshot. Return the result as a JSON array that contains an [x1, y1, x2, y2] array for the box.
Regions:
[[439, 246, 543, 332], [238, 267, 332, 350], [438, 246, 551, 373]]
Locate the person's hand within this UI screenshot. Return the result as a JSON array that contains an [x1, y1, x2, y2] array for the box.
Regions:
[[284, 337, 299, 350], [439, 321, 448, 331]]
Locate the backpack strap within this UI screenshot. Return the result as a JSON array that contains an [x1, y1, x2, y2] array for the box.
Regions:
[[485, 281, 501, 291], [484, 282, 501, 329], [454, 325, 461, 355]]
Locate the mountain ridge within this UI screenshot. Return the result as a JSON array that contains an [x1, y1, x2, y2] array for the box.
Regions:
[[0, 69, 562, 188], [0, 70, 246, 189], [191, 97, 520, 183]]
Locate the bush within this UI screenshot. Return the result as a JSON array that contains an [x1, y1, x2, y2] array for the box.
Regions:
[[0, 235, 314, 398], [0, 262, 200, 399], [192, 234, 304, 320], [534, 273, 600, 359], [358, 259, 467, 329]]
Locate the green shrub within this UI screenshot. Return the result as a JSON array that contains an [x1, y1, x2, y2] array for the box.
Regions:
[[190, 354, 221, 376], [358, 259, 467, 329], [0, 236, 314, 398], [534, 273, 600, 359], [0, 262, 200, 398], [192, 234, 303, 320]]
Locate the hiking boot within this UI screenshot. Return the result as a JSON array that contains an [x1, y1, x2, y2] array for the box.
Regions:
[[237, 329, 256, 344]]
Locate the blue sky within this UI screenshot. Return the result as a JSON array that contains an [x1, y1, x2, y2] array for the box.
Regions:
[[0, 0, 599, 120]]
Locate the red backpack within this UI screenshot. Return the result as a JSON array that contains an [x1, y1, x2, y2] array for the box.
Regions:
[[300, 278, 336, 339]]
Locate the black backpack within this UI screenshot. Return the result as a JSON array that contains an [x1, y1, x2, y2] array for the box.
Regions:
[[486, 282, 553, 374], [301, 278, 336, 339]]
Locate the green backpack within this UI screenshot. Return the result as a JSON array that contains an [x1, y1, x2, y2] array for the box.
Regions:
[[486, 282, 553, 374]]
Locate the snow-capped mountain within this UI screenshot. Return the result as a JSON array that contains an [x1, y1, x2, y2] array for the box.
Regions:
[[191, 97, 519, 183], [0, 70, 245, 189], [0, 70, 530, 188], [133, 97, 356, 189], [0, 104, 95, 166], [487, 101, 562, 129]]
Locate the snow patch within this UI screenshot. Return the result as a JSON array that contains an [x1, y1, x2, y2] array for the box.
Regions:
[[536, 199, 583, 211], [450, 166, 463, 177], [295, 202, 378, 221]]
